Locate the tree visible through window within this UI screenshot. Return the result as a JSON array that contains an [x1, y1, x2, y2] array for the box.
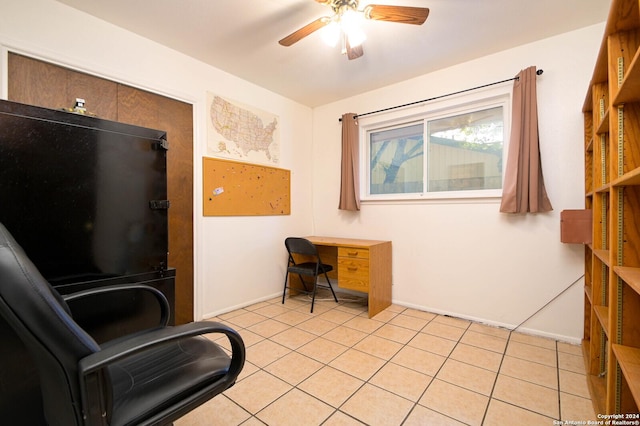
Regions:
[[365, 101, 506, 199], [369, 123, 423, 194]]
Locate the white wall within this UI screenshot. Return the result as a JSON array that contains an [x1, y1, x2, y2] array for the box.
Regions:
[[311, 24, 605, 342], [0, 0, 314, 320], [0, 0, 604, 342]]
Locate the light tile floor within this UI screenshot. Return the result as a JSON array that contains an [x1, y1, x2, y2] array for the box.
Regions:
[[175, 293, 596, 426]]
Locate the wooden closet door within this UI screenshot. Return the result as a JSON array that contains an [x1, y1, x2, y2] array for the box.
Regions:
[[8, 52, 194, 323], [117, 86, 194, 324], [8, 53, 118, 120]]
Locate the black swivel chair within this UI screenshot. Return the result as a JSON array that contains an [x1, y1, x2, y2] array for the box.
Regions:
[[282, 237, 338, 313], [0, 222, 245, 426]]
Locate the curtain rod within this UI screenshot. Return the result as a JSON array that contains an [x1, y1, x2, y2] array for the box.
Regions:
[[338, 69, 543, 122]]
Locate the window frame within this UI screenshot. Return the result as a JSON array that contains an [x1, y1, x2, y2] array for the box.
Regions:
[[359, 85, 512, 203]]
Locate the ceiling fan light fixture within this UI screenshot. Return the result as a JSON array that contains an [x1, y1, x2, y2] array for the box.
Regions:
[[340, 9, 362, 32], [340, 8, 360, 28], [321, 20, 340, 47], [280, 1, 429, 60], [340, 8, 366, 48], [345, 25, 366, 48]]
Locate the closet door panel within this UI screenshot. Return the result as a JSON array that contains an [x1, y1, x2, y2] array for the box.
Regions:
[[8, 52, 118, 119], [117, 85, 194, 324]]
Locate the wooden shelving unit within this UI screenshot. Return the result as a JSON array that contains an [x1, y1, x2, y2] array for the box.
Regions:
[[583, 0, 640, 415]]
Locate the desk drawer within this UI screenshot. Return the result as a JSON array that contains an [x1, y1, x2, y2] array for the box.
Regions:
[[338, 247, 369, 259], [338, 258, 369, 292]]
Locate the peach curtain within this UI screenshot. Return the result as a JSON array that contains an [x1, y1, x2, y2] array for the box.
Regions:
[[339, 113, 360, 211], [500, 67, 553, 213]]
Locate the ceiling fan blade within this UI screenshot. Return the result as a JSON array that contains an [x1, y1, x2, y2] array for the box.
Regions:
[[279, 17, 330, 46], [347, 41, 364, 60], [363, 5, 430, 25]]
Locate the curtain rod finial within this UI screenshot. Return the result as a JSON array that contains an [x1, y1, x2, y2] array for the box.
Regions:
[[536, 69, 544, 75]]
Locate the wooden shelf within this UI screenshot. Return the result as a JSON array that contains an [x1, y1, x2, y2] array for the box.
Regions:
[[594, 305, 610, 338], [582, 339, 590, 365], [615, 47, 640, 105], [614, 266, 640, 294], [593, 249, 611, 265], [596, 109, 610, 134], [584, 85, 594, 113], [612, 167, 640, 187], [612, 344, 640, 405], [583, 0, 640, 414], [587, 373, 608, 417], [585, 285, 593, 303]]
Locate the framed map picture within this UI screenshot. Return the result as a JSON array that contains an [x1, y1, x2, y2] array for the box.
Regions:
[[206, 93, 280, 165]]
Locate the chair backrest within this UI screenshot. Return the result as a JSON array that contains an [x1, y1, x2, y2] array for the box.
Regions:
[[0, 223, 102, 425], [284, 237, 319, 258]]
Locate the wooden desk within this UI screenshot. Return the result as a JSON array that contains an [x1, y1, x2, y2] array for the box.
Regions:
[[305, 236, 392, 318]]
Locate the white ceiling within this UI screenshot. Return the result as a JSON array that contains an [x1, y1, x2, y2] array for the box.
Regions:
[[55, 0, 610, 107]]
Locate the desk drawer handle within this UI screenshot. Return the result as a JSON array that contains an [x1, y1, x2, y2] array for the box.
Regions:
[[347, 266, 358, 272], [347, 251, 359, 256]]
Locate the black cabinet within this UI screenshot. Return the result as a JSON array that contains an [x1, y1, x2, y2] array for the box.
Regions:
[[0, 100, 175, 424]]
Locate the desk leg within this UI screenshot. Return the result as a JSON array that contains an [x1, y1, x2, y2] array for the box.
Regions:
[[367, 242, 392, 318]]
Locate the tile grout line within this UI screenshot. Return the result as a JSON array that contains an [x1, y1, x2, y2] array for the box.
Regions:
[[217, 297, 580, 425], [399, 319, 474, 425], [556, 340, 562, 421], [287, 299, 394, 424], [223, 299, 366, 423], [242, 300, 422, 424], [479, 329, 513, 425], [241, 297, 376, 424], [326, 302, 412, 424], [260, 301, 479, 425]]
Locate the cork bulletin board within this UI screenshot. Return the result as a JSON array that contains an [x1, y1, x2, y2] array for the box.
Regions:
[[203, 157, 290, 216]]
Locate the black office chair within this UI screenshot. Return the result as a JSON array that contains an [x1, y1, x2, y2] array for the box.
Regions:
[[282, 237, 338, 313], [0, 222, 245, 426]]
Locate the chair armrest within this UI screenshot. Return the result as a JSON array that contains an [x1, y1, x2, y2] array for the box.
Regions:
[[79, 321, 245, 377], [62, 283, 171, 327]]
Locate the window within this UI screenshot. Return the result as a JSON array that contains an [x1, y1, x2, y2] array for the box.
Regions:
[[369, 123, 424, 195], [361, 92, 509, 201]]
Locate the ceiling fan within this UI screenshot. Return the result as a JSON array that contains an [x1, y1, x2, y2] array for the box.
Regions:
[[278, 0, 430, 60]]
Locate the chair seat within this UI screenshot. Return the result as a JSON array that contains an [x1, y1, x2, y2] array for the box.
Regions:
[[287, 262, 333, 276], [109, 336, 232, 426], [102, 337, 230, 426]]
